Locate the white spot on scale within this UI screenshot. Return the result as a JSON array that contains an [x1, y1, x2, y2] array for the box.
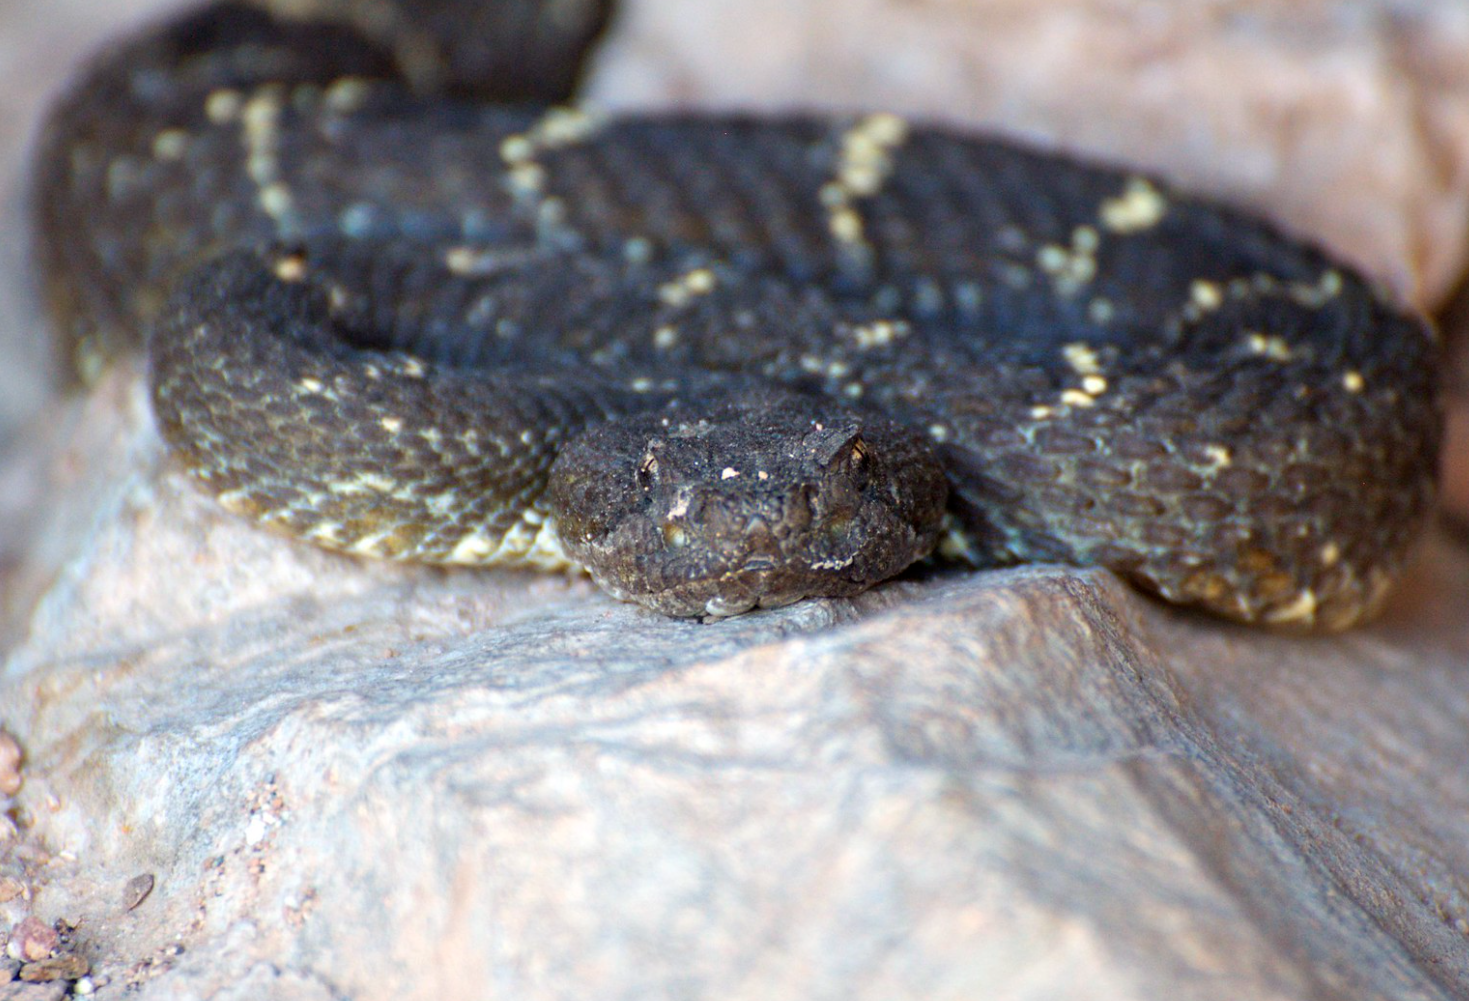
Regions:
[[1202, 445, 1232, 470]]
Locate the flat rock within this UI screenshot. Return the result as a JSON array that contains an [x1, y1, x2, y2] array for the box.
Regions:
[[2, 1, 1468, 999]]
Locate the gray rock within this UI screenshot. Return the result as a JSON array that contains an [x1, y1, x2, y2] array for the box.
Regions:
[[3, 1, 1468, 1000]]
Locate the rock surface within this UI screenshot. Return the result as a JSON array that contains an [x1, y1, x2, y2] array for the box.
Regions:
[[3, 1, 1469, 1000]]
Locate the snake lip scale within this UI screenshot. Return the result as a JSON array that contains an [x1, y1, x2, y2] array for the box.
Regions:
[[33, 0, 1442, 627]]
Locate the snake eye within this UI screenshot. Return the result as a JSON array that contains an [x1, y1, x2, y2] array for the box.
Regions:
[[833, 434, 872, 484], [636, 450, 659, 489]]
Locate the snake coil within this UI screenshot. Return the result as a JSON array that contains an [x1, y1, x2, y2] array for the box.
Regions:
[[33, 0, 1441, 625]]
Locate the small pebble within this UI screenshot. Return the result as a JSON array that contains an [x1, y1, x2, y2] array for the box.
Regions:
[[18, 953, 89, 982], [10, 917, 57, 962], [123, 874, 155, 912], [0, 878, 25, 903], [0, 732, 21, 797]]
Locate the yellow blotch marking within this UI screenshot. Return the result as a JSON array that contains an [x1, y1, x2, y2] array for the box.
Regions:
[[1036, 227, 1099, 296], [217, 490, 260, 516], [1290, 269, 1345, 307], [380, 417, 403, 434], [273, 254, 307, 282], [324, 76, 370, 114], [259, 183, 294, 220], [1054, 343, 1109, 407], [1342, 370, 1365, 393], [1190, 280, 1223, 311], [1202, 445, 1232, 470], [444, 245, 490, 275], [498, 105, 605, 198], [837, 112, 908, 195], [439, 514, 575, 568], [1100, 177, 1167, 233], [828, 206, 865, 245], [823, 113, 910, 249], [1088, 298, 1115, 324], [1063, 343, 1102, 376], [306, 522, 344, 545], [328, 472, 398, 495], [296, 377, 324, 394], [658, 268, 718, 307], [1265, 589, 1319, 625], [850, 319, 910, 349], [204, 88, 243, 124], [424, 492, 460, 517], [720, 468, 740, 480], [653, 325, 680, 349], [1320, 542, 1341, 566], [448, 532, 494, 563], [685, 268, 716, 294], [242, 87, 284, 184], [1246, 332, 1294, 361], [536, 106, 602, 145], [152, 128, 188, 161], [1030, 405, 1056, 420], [499, 135, 535, 164], [507, 162, 546, 195]]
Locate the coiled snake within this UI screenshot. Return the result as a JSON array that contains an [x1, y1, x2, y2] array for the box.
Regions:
[[33, 0, 1441, 626]]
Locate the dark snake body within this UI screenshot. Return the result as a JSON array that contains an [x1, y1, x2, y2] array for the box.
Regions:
[[33, 0, 1441, 626]]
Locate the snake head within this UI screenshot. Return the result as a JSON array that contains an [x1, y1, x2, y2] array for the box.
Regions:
[[546, 392, 949, 617]]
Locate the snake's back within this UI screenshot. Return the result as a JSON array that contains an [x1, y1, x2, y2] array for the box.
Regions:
[[33, 0, 1442, 626]]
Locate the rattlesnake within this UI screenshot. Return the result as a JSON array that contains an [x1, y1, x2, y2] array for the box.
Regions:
[[33, 0, 1442, 625]]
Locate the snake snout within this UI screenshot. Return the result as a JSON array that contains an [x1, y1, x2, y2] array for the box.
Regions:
[[546, 394, 949, 617]]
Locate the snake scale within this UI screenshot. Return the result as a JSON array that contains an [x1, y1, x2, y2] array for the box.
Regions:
[[33, 0, 1442, 626]]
